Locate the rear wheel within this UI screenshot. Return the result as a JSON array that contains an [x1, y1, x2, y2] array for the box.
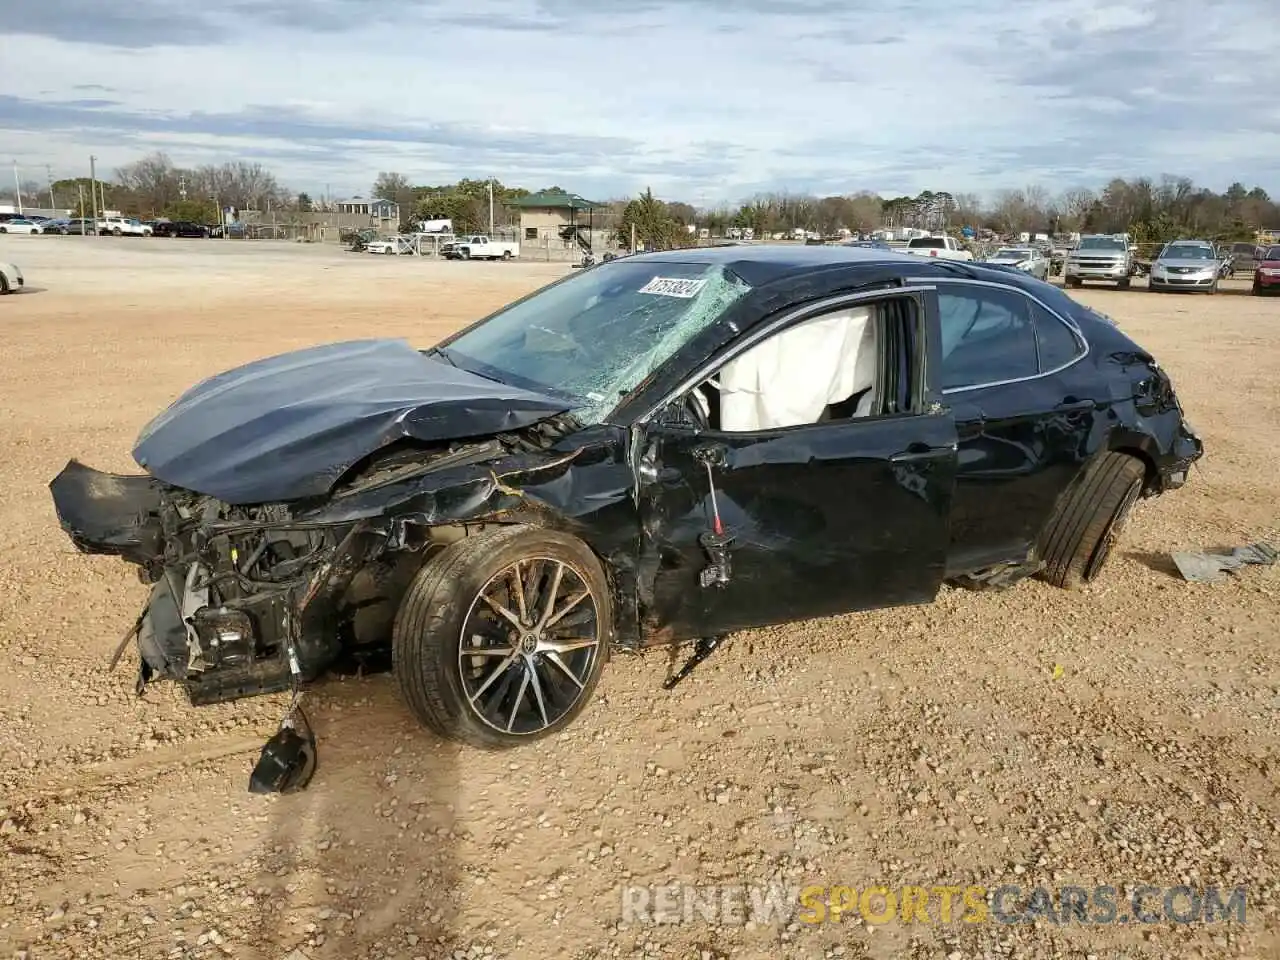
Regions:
[[112, 227, 122, 236], [1039, 452, 1145, 590], [0, 274, 9, 294], [1065, 276, 1081, 288], [1117, 277, 1131, 290], [392, 525, 611, 748]]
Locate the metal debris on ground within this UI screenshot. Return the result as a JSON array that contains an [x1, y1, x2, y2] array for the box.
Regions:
[[1171, 542, 1279, 583]]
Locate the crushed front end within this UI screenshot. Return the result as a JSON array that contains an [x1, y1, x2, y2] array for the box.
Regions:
[[50, 459, 386, 705]]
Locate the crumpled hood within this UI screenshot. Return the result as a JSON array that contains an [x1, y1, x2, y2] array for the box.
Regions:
[[133, 338, 571, 504]]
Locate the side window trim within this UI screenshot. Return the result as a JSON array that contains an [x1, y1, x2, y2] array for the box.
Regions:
[[635, 286, 938, 425], [905, 278, 1089, 394]]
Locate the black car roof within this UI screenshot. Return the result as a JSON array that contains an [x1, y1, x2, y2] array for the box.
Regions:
[[626, 243, 915, 285], [626, 242, 1045, 290]]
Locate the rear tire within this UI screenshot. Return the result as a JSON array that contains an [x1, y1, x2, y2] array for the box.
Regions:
[[392, 525, 611, 748], [1117, 277, 1131, 290], [1065, 276, 1081, 288], [0, 274, 9, 295], [1038, 452, 1145, 590]]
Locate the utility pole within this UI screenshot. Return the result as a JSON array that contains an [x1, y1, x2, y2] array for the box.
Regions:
[[12, 161, 22, 215], [77, 183, 85, 219], [89, 155, 98, 226], [46, 164, 56, 211], [488, 177, 494, 235]]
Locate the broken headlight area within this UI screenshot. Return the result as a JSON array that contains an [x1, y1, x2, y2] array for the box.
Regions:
[[128, 490, 391, 705]]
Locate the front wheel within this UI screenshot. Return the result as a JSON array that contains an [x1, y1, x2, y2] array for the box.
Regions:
[[1038, 451, 1145, 590], [112, 227, 122, 236], [392, 525, 611, 748], [502, 250, 513, 260]]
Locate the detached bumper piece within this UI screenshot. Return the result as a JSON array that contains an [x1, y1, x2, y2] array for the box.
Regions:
[[49, 460, 164, 566]]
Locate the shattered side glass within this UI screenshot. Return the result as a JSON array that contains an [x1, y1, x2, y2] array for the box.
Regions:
[[444, 261, 752, 424]]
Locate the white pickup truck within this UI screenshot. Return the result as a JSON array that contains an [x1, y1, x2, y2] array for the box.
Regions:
[[902, 235, 973, 260], [446, 235, 519, 261]]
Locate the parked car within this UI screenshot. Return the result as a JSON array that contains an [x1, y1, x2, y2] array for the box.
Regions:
[[0, 217, 43, 235], [0, 259, 23, 293], [49, 246, 1202, 783], [983, 246, 1050, 280], [1228, 243, 1263, 278], [366, 235, 413, 255], [39, 218, 73, 234], [1064, 235, 1135, 289], [62, 218, 99, 236], [842, 239, 892, 250], [903, 235, 973, 260], [1254, 245, 1280, 295], [98, 216, 152, 237], [1148, 240, 1223, 294], [153, 220, 212, 238]]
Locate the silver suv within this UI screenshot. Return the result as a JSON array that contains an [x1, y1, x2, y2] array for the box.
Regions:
[[1149, 240, 1222, 294]]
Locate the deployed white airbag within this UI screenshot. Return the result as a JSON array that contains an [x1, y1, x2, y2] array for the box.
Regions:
[[717, 306, 876, 431]]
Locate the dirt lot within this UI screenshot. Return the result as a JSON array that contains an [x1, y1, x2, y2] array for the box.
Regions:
[[1, 237, 1278, 960]]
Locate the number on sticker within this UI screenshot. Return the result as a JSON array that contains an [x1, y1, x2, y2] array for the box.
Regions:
[[639, 276, 708, 298]]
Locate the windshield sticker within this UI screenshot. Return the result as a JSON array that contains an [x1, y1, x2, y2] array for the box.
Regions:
[[639, 276, 709, 298]]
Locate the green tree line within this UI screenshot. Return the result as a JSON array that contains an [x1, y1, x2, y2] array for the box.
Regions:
[[6, 152, 1274, 249]]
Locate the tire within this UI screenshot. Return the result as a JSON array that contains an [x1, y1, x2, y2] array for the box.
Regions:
[[461, 248, 471, 260], [392, 525, 611, 748], [1117, 277, 1131, 290], [0, 273, 9, 295], [1254, 282, 1263, 296], [112, 227, 122, 236], [1039, 451, 1145, 590], [1065, 276, 1081, 288], [384, 247, 393, 254], [0, 227, 7, 234], [502, 250, 513, 260]]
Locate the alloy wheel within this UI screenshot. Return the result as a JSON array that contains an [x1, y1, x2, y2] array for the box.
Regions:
[[458, 557, 601, 736]]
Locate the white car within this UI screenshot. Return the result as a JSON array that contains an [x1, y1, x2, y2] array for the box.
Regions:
[[0, 260, 24, 294], [98, 217, 152, 237], [0, 218, 43, 235], [985, 246, 1050, 280], [366, 236, 413, 255]]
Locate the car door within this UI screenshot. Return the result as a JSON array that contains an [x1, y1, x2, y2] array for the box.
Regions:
[[633, 287, 958, 640], [921, 279, 1096, 574]]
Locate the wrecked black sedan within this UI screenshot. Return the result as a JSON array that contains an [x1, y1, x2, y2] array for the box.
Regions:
[[51, 246, 1203, 752]]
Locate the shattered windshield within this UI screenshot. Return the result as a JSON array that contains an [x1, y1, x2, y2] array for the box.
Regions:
[[441, 261, 751, 424]]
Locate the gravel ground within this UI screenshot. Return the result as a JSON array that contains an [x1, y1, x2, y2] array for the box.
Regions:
[[1, 237, 1278, 960]]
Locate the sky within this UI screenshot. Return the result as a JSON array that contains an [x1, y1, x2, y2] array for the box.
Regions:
[[1, 0, 1278, 205]]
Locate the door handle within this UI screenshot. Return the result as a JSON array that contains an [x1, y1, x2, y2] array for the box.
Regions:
[[889, 442, 950, 463]]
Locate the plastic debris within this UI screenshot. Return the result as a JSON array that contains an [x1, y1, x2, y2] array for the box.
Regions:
[[1170, 542, 1279, 583]]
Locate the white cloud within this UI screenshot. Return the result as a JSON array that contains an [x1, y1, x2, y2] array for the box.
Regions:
[[1, 0, 1277, 202]]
